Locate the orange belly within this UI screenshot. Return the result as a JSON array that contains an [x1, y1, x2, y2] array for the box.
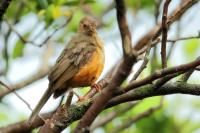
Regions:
[[69, 48, 104, 87]]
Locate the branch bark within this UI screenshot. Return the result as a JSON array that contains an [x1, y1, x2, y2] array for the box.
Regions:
[[38, 79, 109, 133], [1, 82, 200, 133], [108, 82, 200, 107], [0, 112, 52, 133], [0, 0, 12, 21], [122, 57, 200, 94], [161, 0, 171, 68]]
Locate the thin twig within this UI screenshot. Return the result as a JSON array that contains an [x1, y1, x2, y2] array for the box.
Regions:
[[167, 21, 181, 60], [0, 41, 53, 100], [90, 102, 139, 131], [0, 68, 50, 99], [64, 91, 73, 108], [134, 0, 198, 51], [195, 67, 200, 71], [138, 33, 200, 56], [0, 81, 33, 111], [0, 44, 53, 99], [122, 57, 200, 94], [0, 112, 53, 133], [110, 97, 164, 133], [37, 17, 73, 47], [131, 40, 153, 81], [167, 35, 200, 43], [58, 95, 65, 107], [178, 57, 200, 82], [154, 0, 161, 23], [152, 0, 161, 73], [161, 0, 171, 68], [0, 0, 12, 21], [131, 57, 148, 81], [4, 18, 36, 44], [5, 16, 73, 47], [153, 71, 185, 90], [179, 69, 195, 82]]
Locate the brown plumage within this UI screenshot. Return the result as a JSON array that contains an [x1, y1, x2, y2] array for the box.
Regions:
[[29, 16, 105, 123]]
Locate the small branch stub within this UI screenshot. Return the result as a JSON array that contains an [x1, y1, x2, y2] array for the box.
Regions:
[[161, 0, 171, 68]]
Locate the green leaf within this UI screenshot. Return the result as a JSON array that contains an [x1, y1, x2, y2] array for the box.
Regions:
[[184, 39, 199, 56], [135, 113, 175, 133], [12, 41, 25, 59], [91, 3, 104, 16], [0, 112, 8, 120], [191, 99, 200, 109], [46, 4, 54, 23], [130, 97, 164, 115], [37, 0, 49, 9], [125, 0, 154, 11], [67, 10, 85, 32], [12, 32, 31, 59], [64, 0, 95, 6]]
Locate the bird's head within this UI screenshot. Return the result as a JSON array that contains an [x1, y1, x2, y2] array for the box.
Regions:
[[78, 16, 97, 36]]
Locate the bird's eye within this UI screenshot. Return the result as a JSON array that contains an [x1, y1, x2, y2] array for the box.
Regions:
[[83, 24, 87, 28]]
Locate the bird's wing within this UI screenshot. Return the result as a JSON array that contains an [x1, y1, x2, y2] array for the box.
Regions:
[[48, 35, 96, 84]]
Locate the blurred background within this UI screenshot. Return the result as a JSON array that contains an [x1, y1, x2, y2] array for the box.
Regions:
[[0, 0, 200, 132]]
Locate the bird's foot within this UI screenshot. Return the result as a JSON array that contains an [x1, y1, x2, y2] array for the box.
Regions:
[[92, 83, 102, 93], [38, 114, 48, 124], [72, 90, 88, 102], [28, 114, 46, 126]]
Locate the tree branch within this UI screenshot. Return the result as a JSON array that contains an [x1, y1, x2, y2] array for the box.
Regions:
[[139, 33, 200, 55], [1, 82, 200, 132], [122, 57, 200, 94], [0, 66, 50, 99], [110, 97, 163, 133], [0, 81, 33, 111], [90, 102, 139, 131], [161, 0, 171, 68], [0, 43, 53, 99], [134, 0, 198, 51], [131, 39, 152, 81], [37, 78, 109, 133], [167, 33, 200, 43], [154, 0, 161, 23], [108, 82, 200, 107], [73, 0, 138, 132], [0, 112, 53, 133], [0, 0, 12, 21]]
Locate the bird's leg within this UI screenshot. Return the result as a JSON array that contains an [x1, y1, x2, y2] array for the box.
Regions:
[[39, 115, 46, 122], [92, 83, 102, 93], [72, 90, 87, 102]]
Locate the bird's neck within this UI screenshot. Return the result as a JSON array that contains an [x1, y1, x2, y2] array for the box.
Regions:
[[77, 32, 104, 51]]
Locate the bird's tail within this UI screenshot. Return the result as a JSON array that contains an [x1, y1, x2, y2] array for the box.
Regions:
[[28, 85, 53, 124]]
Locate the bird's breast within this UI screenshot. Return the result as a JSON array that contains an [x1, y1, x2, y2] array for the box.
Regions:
[[69, 47, 104, 87]]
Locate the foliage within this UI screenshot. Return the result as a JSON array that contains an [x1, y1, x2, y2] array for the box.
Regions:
[[183, 39, 200, 60], [0, 0, 200, 133]]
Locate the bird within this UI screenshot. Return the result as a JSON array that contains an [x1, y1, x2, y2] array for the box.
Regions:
[[28, 16, 105, 123]]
